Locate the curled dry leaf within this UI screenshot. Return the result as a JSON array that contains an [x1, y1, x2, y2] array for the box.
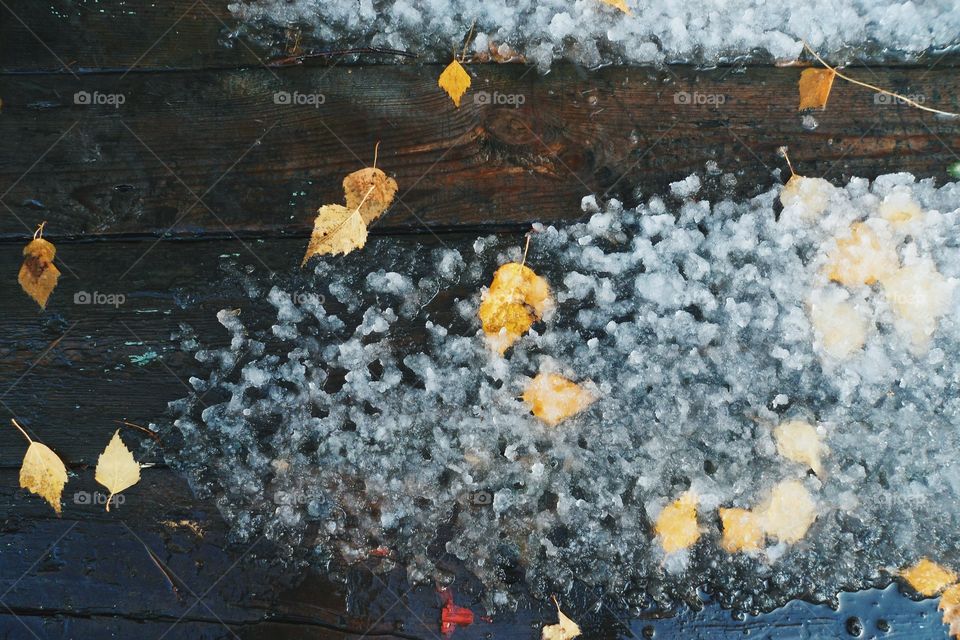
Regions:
[[773, 420, 827, 476], [343, 167, 398, 225], [12, 419, 68, 515], [654, 491, 701, 554], [438, 59, 471, 107], [522, 373, 597, 426], [95, 430, 141, 512], [19, 224, 60, 309], [478, 262, 552, 354], [901, 558, 958, 597], [542, 597, 581, 640], [798, 68, 836, 110], [302, 204, 368, 265]]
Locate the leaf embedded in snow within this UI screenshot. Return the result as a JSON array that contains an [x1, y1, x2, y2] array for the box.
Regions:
[[798, 68, 836, 110], [599, 0, 631, 14], [13, 420, 68, 515], [95, 430, 141, 512], [438, 59, 471, 108], [343, 167, 398, 225], [719, 507, 764, 553], [542, 598, 581, 640], [880, 259, 955, 353], [654, 491, 701, 554], [824, 222, 899, 287], [523, 373, 597, 426], [18, 224, 60, 310], [302, 204, 368, 265], [939, 583, 960, 638], [901, 558, 958, 597], [757, 479, 817, 544], [779, 174, 833, 220], [478, 262, 553, 354], [807, 289, 869, 360], [773, 420, 828, 476]]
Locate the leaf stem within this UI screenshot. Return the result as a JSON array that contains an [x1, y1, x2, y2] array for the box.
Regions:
[[10, 418, 33, 443], [803, 42, 959, 118]]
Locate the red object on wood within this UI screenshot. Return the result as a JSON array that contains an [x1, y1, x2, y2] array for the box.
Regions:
[[438, 587, 475, 636]]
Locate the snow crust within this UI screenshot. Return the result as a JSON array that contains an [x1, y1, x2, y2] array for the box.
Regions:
[[228, 0, 960, 69], [167, 172, 960, 612]]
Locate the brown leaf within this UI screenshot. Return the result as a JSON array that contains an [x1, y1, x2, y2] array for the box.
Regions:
[[343, 167, 398, 225], [19, 234, 60, 310], [798, 68, 836, 110]]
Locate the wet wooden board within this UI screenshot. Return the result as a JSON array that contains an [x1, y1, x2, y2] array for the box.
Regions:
[[0, 237, 953, 639], [1, 64, 959, 240]]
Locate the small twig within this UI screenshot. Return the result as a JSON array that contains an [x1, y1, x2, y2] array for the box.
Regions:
[[803, 42, 959, 118], [113, 419, 160, 442], [10, 418, 33, 443], [459, 20, 477, 62]]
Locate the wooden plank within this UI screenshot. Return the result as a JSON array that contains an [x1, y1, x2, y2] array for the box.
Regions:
[[0, 0, 256, 74], [1, 65, 958, 240]]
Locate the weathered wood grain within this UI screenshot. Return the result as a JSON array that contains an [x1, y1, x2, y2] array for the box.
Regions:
[[1, 65, 958, 240]]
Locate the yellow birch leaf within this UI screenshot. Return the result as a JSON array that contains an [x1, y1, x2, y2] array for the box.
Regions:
[[478, 262, 552, 354], [654, 491, 701, 553], [807, 291, 869, 360], [600, 0, 632, 13], [719, 507, 764, 553], [779, 174, 833, 220], [438, 59, 471, 108], [542, 598, 581, 640], [302, 204, 368, 265], [901, 559, 958, 597], [343, 167, 398, 225], [798, 68, 836, 110], [773, 420, 827, 476], [757, 480, 817, 544], [939, 583, 960, 638], [95, 430, 141, 512], [19, 236, 60, 310], [14, 418, 68, 515], [523, 373, 597, 426]]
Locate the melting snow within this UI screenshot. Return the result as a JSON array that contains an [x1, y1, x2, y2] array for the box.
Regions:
[[167, 172, 960, 613]]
